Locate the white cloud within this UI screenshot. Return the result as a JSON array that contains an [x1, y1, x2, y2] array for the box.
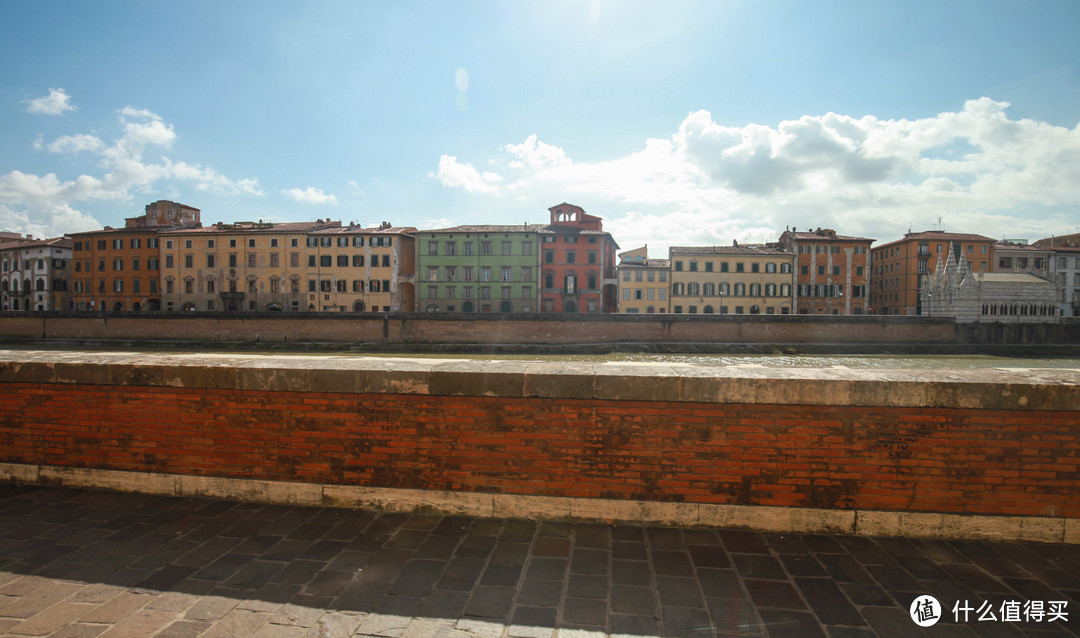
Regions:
[[44, 134, 106, 154], [435, 98, 1080, 254], [25, 88, 75, 115], [282, 187, 338, 204], [1, 106, 262, 236], [434, 155, 503, 194]]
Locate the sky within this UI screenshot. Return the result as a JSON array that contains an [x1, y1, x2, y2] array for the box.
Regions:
[[1, 0, 1079, 256]]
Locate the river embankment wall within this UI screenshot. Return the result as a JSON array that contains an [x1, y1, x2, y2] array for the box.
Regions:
[[0, 313, 1079, 350], [1, 350, 1078, 542]]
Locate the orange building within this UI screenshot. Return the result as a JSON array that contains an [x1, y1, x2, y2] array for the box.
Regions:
[[777, 228, 873, 315], [540, 203, 619, 313], [70, 201, 201, 312], [870, 230, 995, 315]]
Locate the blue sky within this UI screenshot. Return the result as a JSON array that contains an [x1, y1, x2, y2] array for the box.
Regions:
[[2, 0, 1078, 255]]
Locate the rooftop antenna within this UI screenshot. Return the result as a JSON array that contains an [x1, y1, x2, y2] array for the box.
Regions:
[[938, 217, 943, 231]]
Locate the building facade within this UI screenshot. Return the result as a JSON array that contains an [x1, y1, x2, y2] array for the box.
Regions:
[[668, 244, 794, 315], [416, 225, 541, 313], [71, 202, 202, 312], [158, 220, 342, 312], [616, 246, 669, 313], [155, 219, 416, 313], [0, 235, 72, 311], [777, 228, 873, 315], [922, 250, 1060, 322], [308, 223, 417, 312], [1033, 234, 1080, 316], [871, 231, 995, 315], [540, 203, 619, 313]]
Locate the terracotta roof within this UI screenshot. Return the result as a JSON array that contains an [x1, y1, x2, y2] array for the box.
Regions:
[[619, 259, 670, 268], [310, 225, 417, 235], [159, 221, 337, 234], [423, 224, 548, 234], [0, 236, 72, 250], [780, 231, 874, 242], [670, 245, 793, 256], [874, 231, 996, 250]]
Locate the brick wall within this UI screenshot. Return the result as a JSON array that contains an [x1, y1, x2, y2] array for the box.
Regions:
[[2, 364, 1077, 519]]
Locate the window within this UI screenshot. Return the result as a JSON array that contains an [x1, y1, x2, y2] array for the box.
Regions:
[[502, 242, 512, 256], [749, 283, 761, 296], [734, 283, 746, 296], [428, 285, 438, 299], [765, 263, 776, 273], [229, 254, 238, 268], [463, 267, 474, 281], [464, 242, 474, 256], [428, 266, 439, 281], [480, 267, 492, 281], [337, 237, 348, 248], [353, 255, 364, 267], [480, 242, 492, 256], [544, 251, 554, 264], [428, 242, 438, 255], [689, 260, 698, 272], [833, 266, 840, 276], [337, 255, 349, 267], [751, 263, 760, 273], [566, 251, 576, 264], [674, 261, 683, 272], [446, 242, 456, 256], [801, 265, 809, 275], [113, 239, 123, 250], [320, 255, 332, 267], [270, 253, 279, 267], [522, 242, 532, 256], [502, 267, 512, 281], [736, 263, 745, 273]]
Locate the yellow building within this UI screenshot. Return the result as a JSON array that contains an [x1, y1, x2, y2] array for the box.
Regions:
[[616, 246, 670, 313], [159, 220, 341, 312], [669, 244, 794, 315], [307, 223, 417, 312]]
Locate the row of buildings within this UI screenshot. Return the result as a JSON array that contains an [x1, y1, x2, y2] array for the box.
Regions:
[[2, 200, 1078, 320]]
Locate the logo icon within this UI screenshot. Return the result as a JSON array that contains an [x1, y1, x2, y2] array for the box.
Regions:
[[910, 595, 942, 627]]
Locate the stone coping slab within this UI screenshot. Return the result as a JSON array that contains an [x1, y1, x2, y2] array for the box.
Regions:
[[1, 348, 1079, 410]]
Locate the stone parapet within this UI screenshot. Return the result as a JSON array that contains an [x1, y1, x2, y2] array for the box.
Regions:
[[1, 350, 1078, 540], [0, 349, 1078, 411]]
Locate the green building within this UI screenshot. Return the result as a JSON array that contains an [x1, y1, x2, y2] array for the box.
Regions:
[[416, 225, 543, 313]]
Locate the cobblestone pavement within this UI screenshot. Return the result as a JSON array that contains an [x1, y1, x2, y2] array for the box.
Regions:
[[0, 486, 1078, 638]]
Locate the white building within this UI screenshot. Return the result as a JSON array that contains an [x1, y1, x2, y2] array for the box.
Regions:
[[921, 245, 1060, 322], [0, 235, 72, 311]]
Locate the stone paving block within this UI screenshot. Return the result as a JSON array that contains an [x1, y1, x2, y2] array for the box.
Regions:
[[508, 606, 557, 638], [253, 623, 310, 638], [46, 624, 108, 638], [153, 620, 214, 638], [793, 577, 865, 626], [268, 602, 326, 628], [96, 609, 176, 638], [183, 593, 241, 623], [0, 581, 84, 618], [6, 601, 94, 636], [354, 612, 411, 638], [198, 609, 273, 638]]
